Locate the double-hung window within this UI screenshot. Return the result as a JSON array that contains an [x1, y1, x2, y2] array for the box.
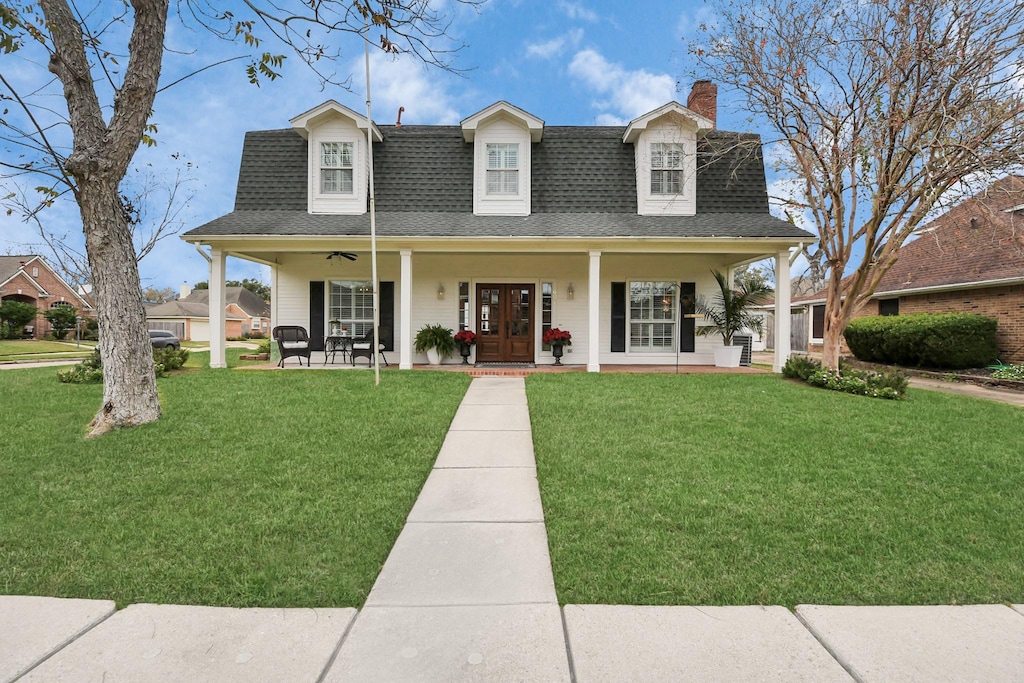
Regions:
[[486, 143, 518, 195], [650, 143, 684, 194], [320, 142, 354, 194], [328, 281, 374, 337], [629, 281, 676, 351]]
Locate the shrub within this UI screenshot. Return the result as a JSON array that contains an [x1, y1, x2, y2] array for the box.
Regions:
[[844, 313, 997, 369], [992, 364, 1024, 381], [782, 355, 822, 381], [153, 346, 189, 371], [58, 349, 103, 384], [806, 367, 906, 400], [256, 339, 272, 355]]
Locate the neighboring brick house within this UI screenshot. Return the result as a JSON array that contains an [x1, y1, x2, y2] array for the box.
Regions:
[[797, 175, 1024, 363], [145, 285, 271, 341], [0, 255, 94, 338]]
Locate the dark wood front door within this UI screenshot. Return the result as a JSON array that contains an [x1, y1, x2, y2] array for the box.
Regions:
[[476, 284, 535, 362]]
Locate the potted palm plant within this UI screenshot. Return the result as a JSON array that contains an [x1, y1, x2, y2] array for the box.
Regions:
[[414, 323, 456, 365], [696, 270, 772, 367]]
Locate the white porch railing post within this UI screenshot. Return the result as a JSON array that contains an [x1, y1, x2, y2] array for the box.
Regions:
[[774, 250, 792, 373], [588, 250, 601, 372], [400, 249, 413, 369], [210, 248, 227, 369]]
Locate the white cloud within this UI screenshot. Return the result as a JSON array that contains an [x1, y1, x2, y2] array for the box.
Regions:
[[525, 29, 584, 60], [351, 52, 461, 125], [567, 49, 677, 122], [558, 1, 598, 22]]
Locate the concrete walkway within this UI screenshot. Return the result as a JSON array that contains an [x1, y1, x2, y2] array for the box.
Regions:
[[4, 377, 1024, 681]]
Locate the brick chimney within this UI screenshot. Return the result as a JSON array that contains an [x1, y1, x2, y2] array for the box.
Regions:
[[686, 80, 717, 127]]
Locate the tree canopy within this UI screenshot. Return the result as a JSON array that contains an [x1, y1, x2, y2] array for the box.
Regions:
[[694, 0, 1024, 368]]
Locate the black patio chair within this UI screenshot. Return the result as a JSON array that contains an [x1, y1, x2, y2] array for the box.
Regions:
[[350, 329, 390, 367], [273, 325, 311, 367]]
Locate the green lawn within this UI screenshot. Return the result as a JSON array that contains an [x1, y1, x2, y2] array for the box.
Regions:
[[0, 339, 96, 360], [0, 365, 471, 608], [527, 373, 1024, 607]]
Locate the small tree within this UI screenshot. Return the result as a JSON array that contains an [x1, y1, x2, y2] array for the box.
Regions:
[[0, 300, 38, 339], [694, 0, 1024, 369], [43, 305, 77, 339], [695, 270, 773, 346]]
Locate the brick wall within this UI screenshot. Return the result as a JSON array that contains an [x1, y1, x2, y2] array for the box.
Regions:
[[898, 284, 1024, 364], [0, 267, 92, 339]]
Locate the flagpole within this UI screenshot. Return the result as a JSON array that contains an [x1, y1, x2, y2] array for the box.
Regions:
[[364, 22, 380, 387]]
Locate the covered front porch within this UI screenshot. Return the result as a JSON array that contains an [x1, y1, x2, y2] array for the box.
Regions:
[[190, 237, 795, 373]]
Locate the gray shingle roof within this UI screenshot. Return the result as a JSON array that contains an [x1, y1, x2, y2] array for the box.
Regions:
[[183, 210, 808, 238], [190, 123, 812, 240], [182, 287, 271, 317]]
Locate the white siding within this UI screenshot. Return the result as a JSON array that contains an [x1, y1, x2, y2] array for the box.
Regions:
[[634, 121, 698, 216], [307, 117, 367, 215], [473, 118, 532, 216], [273, 251, 736, 366]]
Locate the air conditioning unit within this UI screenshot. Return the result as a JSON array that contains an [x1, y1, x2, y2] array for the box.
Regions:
[[733, 334, 753, 366]]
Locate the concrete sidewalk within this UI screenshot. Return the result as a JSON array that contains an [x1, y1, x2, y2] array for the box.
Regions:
[[3, 377, 1024, 681]]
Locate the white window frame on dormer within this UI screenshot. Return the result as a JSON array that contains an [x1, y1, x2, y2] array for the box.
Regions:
[[650, 142, 685, 195], [486, 143, 519, 195], [319, 142, 354, 195]]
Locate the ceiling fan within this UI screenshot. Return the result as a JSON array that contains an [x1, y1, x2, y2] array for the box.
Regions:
[[324, 251, 358, 261]]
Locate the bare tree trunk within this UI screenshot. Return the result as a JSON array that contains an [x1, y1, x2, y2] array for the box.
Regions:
[[80, 180, 160, 436], [39, 0, 169, 435]]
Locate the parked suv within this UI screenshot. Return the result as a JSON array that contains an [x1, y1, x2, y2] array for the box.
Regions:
[[149, 329, 181, 349]]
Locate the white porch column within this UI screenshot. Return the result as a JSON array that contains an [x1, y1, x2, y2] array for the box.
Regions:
[[773, 250, 792, 373], [269, 263, 280, 364], [399, 249, 413, 370], [588, 250, 601, 372], [209, 248, 227, 369]]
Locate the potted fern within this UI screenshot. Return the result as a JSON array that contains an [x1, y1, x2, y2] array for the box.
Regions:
[[696, 270, 772, 367], [414, 323, 456, 365]]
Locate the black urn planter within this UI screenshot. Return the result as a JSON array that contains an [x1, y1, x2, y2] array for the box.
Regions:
[[460, 342, 473, 364], [551, 343, 564, 366]]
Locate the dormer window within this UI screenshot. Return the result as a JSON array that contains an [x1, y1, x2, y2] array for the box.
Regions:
[[650, 143, 684, 194], [486, 143, 519, 195], [290, 100, 381, 215], [320, 142, 354, 194]]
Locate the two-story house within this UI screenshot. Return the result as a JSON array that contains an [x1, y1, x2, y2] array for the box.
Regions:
[[0, 255, 94, 338], [182, 81, 811, 370]]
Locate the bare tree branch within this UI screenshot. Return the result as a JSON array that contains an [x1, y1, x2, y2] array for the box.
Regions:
[[693, 0, 1024, 368]]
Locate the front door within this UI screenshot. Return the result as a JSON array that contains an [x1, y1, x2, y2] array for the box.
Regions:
[[476, 284, 535, 362]]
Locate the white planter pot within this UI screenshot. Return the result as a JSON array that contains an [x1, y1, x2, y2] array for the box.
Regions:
[[713, 344, 743, 368], [426, 348, 441, 365]]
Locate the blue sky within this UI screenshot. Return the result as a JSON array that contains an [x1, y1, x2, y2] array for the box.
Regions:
[[1, 0, 793, 292]]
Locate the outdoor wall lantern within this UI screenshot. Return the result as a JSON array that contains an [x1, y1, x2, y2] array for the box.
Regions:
[[437, 283, 446, 300], [567, 283, 575, 300]]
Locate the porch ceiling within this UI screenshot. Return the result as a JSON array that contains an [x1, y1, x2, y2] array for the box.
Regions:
[[190, 235, 803, 267]]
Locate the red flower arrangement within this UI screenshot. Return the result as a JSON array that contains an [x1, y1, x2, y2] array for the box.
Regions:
[[454, 329, 478, 345], [543, 328, 572, 345]]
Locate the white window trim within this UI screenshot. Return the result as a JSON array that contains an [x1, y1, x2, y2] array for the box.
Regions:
[[485, 143, 519, 196], [318, 141, 355, 195], [627, 280, 678, 353], [328, 280, 374, 337]]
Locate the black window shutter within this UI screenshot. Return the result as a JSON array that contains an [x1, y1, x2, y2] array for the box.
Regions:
[[379, 281, 395, 351], [679, 282, 696, 353], [611, 282, 626, 352], [309, 281, 325, 351], [812, 304, 825, 338]]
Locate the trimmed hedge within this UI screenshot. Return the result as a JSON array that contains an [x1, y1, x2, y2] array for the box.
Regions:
[[844, 313, 997, 369]]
